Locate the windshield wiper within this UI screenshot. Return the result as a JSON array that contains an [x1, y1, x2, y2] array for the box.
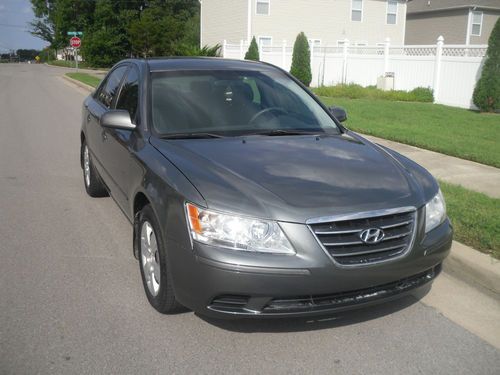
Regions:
[[159, 132, 225, 139], [245, 129, 321, 137]]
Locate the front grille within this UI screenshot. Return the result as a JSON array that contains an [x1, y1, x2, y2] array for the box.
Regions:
[[262, 265, 440, 314], [309, 208, 417, 266]]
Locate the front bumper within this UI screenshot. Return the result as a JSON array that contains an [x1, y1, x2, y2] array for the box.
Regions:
[[168, 218, 452, 318]]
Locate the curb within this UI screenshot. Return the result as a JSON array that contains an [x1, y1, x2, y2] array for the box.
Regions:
[[62, 74, 94, 92], [45, 62, 108, 74], [443, 241, 500, 296], [60, 74, 500, 298]]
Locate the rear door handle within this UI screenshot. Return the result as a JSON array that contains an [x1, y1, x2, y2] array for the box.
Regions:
[[101, 131, 107, 141]]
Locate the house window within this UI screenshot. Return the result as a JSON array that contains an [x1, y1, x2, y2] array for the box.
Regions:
[[387, 0, 397, 25], [471, 11, 483, 36], [351, 0, 363, 22], [256, 0, 270, 15], [258, 36, 272, 46]]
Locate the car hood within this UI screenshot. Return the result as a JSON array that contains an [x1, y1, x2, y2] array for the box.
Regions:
[[150, 132, 435, 223]]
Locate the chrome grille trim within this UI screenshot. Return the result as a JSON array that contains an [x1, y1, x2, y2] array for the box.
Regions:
[[308, 207, 417, 267], [333, 244, 407, 257], [306, 206, 416, 225]]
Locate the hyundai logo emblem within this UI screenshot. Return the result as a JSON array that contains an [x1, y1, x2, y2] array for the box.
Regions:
[[359, 228, 385, 244]]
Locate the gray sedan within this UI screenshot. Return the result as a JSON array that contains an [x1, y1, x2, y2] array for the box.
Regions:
[[80, 58, 452, 318]]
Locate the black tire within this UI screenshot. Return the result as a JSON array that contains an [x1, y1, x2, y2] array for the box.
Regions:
[[138, 204, 183, 314], [81, 140, 108, 197]]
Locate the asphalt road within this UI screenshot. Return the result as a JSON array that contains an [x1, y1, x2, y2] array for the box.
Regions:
[[1, 64, 499, 375]]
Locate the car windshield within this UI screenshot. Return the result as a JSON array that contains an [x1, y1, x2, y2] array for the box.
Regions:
[[151, 69, 340, 137]]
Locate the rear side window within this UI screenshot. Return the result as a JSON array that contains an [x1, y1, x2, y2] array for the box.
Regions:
[[115, 67, 139, 122], [97, 66, 128, 108]]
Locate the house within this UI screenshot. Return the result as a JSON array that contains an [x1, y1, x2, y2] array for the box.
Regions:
[[405, 0, 500, 45], [200, 0, 409, 48]]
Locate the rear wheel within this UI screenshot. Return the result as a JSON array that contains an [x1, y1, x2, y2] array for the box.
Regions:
[[138, 204, 182, 314], [81, 141, 107, 197]]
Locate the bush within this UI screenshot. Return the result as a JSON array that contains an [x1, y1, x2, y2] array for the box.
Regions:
[[314, 84, 433, 103], [290, 32, 312, 86], [473, 18, 500, 112], [244, 37, 259, 61], [409, 87, 434, 102]]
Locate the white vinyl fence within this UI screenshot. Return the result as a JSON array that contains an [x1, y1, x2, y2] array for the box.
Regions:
[[222, 37, 487, 109]]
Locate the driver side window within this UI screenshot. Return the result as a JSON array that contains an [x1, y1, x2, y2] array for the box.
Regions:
[[96, 66, 128, 109], [115, 67, 139, 123]]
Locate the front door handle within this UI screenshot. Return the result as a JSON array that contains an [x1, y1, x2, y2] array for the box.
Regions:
[[87, 114, 91, 123]]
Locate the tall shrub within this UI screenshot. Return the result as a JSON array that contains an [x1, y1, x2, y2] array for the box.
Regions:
[[473, 18, 500, 112], [245, 36, 259, 61], [290, 32, 312, 86]]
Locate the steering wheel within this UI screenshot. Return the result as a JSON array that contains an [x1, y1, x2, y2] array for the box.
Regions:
[[249, 107, 288, 125]]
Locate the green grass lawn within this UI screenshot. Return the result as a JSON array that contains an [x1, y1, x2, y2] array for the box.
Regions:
[[319, 96, 500, 168], [66, 72, 101, 88], [440, 181, 500, 259]]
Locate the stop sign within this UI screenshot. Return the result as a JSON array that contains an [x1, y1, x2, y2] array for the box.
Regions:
[[70, 36, 81, 48]]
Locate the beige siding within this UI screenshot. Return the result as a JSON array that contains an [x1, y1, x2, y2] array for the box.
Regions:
[[201, 0, 248, 46], [252, 0, 406, 46], [408, 0, 500, 14], [201, 0, 407, 47], [405, 9, 469, 44], [469, 10, 500, 44]]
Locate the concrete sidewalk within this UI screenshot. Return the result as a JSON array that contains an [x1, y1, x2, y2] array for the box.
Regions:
[[364, 135, 500, 199]]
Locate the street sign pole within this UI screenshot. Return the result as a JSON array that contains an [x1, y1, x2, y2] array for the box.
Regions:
[[69, 35, 82, 71]]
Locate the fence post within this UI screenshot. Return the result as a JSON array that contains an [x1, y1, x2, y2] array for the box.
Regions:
[[222, 39, 227, 58], [384, 37, 390, 73], [310, 41, 314, 77], [433, 35, 444, 102], [240, 40, 244, 59], [342, 39, 349, 84], [282, 40, 287, 69]]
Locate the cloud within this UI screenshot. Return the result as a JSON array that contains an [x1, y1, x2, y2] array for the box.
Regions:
[[0, 5, 5, 11], [22, 6, 31, 14]]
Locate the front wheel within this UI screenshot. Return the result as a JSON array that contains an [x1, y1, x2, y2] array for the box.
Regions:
[[81, 141, 107, 197], [138, 204, 183, 314]]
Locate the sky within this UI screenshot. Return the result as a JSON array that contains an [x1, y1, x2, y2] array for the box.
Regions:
[[0, 0, 48, 52]]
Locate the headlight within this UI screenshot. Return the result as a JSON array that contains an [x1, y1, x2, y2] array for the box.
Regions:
[[185, 203, 295, 254], [425, 189, 446, 233]]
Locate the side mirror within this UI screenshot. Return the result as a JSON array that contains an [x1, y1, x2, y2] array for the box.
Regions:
[[329, 106, 347, 122], [100, 110, 136, 130]]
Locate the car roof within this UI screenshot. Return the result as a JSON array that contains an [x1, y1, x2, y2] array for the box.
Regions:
[[131, 57, 279, 73]]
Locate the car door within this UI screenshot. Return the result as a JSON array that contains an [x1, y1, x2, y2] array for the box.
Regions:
[[101, 64, 144, 214], [84, 64, 128, 189]]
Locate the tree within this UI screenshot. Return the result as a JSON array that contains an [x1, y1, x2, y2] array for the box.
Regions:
[[28, 0, 203, 65], [290, 32, 312, 86], [81, 0, 130, 67], [28, 0, 56, 45], [244, 37, 259, 61], [473, 18, 500, 112]]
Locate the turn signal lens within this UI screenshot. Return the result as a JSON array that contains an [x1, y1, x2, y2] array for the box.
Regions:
[[187, 203, 202, 234]]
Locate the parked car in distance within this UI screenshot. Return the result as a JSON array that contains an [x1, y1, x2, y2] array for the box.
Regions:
[[80, 58, 452, 318]]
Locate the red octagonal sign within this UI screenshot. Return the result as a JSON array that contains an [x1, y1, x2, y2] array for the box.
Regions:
[[70, 36, 81, 48]]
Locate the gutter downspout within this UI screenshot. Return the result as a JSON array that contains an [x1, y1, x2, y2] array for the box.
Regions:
[[247, 0, 252, 43], [199, 0, 203, 48], [465, 7, 472, 45]]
